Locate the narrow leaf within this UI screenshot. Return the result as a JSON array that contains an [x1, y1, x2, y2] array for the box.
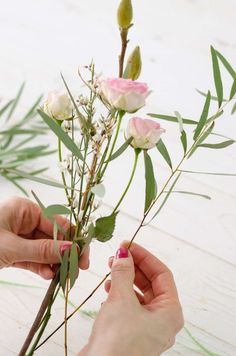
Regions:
[[81, 223, 95, 253], [181, 130, 187, 154], [53, 221, 62, 264], [211, 46, 223, 107], [156, 139, 172, 170], [60, 249, 69, 293], [230, 78, 236, 100], [188, 122, 214, 158], [31, 190, 46, 211], [44, 204, 71, 217], [215, 50, 236, 79], [69, 243, 79, 289], [196, 89, 226, 102], [144, 151, 157, 212], [6, 83, 25, 121], [109, 137, 133, 161], [167, 190, 211, 200], [0, 100, 14, 117], [180, 169, 236, 176], [20, 95, 43, 124], [194, 91, 211, 140], [148, 113, 197, 125], [198, 140, 235, 149], [94, 212, 118, 242], [91, 183, 106, 198], [231, 102, 236, 115], [38, 109, 83, 160], [148, 173, 181, 224]]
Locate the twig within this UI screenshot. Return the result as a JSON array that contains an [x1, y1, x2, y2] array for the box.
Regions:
[[119, 28, 128, 77]]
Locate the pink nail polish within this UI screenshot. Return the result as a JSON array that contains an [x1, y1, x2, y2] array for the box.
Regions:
[[116, 247, 129, 259], [60, 242, 72, 256]]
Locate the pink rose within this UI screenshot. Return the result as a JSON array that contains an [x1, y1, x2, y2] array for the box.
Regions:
[[125, 117, 165, 150], [100, 78, 150, 113]]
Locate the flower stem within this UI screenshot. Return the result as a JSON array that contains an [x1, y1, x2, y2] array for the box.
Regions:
[[113, 149, 140, 213], [64, 278, 69, 356]]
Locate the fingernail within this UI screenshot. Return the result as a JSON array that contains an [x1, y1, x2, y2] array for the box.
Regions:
[[115, 247, 129, 259], [60, 242, 72, 256]]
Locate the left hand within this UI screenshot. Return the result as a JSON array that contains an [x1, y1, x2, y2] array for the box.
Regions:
[[0, 197, 89, 279]]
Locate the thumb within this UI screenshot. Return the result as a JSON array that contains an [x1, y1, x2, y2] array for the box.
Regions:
[[17, 238, 73, 264], [109, 247, 135, 300]]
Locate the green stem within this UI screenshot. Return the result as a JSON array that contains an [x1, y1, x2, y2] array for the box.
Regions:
[[100, 111, 123, 178], [113, 149, 140, 213]]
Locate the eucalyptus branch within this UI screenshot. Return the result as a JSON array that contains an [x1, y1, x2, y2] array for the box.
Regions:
[[35, 96, 234, 349], [119, 28, 129, 77]]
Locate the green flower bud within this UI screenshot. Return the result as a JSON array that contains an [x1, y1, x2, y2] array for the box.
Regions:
[[117, 0, 133, 29], [123, 46, 142, 80]]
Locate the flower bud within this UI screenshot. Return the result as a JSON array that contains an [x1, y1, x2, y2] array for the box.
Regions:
[[123, 46, 142, 80], [44, 90, 72, 121], [117, 0, 133, 29]]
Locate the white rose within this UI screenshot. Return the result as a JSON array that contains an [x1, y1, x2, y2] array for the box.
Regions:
[[44, 90, 72, 120]]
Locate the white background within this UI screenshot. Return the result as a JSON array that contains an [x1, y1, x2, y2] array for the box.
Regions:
[[0, 0, 236, 355]]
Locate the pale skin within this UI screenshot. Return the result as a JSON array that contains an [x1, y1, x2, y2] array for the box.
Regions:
[[0, 197, 184, 355]]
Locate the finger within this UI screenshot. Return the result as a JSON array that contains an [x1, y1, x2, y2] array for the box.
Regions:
[[79, 246, 90, 270], [12, 262, 55, 280], [109, 247, 137, 300], [122, 241, 178, 299], [105, 279, 144, 304]]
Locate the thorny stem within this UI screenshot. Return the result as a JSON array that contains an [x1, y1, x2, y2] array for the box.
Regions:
[[35, 98, 232, 350]]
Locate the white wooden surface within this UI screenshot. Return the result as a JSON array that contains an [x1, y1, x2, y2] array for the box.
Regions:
[[0, 0, 236, 355]]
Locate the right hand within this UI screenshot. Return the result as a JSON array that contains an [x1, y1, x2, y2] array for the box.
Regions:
[[79, 242, 184, 356]]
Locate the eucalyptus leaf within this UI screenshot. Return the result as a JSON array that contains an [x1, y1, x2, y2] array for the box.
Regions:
[[181, 130, 187, 154], [198, 140, 235, 149], [38, 109, 83, 160], [156, 139, 172, 170], [148, 173, 181, 224], [196, 89, 226, 102], [215, 50, 236, 79], [20, 95, 43, 124], [69, 243, 79, 289], [230, 78, 236, 100], [180, 169, 236, 176], [166, 190, 211, 200], [91, 183, 106, 198], [144, 151, 157, 213], [44, 204, 71, 217], [194, 91, 211, 141], [231, 102, 236, 115], [60, 249, 69, 293], [94, 212, 118, 242], [6, 83, 25, 121], [109, 137, 133, 161], [53, 221, 62, 264], [148, 113, 197, 125], [188, 122, 214, 158], [0, 99, 14, 117], [211, 46, 223, 108]]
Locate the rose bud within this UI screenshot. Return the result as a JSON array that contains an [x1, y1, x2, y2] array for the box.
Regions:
[[125, 117, 165, 150], [117, 0, 133, 29], [123, 46, 142, 80], [44, 90, 73, 121], [100, 78, 150, 113]]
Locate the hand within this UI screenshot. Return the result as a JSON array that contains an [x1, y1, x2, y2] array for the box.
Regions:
[[0, 197, 89, 279], [79, 242, 183, 356]]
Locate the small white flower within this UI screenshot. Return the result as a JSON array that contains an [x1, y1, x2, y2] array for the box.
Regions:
[[44, 90, 72, 120], [93, 133, 102, 143]]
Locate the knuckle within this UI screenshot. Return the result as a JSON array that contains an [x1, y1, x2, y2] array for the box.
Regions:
[[38, 240, 52, 261], [112, 262, 131, 275]]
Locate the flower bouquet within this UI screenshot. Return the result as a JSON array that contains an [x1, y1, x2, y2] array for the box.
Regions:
[[19, 0, 236, 354]]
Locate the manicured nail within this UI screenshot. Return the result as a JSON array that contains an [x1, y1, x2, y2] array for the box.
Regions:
[[115, 247, 129, 259], [60, 242, 72, 256]]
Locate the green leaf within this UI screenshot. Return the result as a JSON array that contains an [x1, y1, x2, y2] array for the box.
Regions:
[[2, 173, 28, 196], [206, 110, 223, 125], [31, 190, 46, 211], [94, 212, 118, 242], [69, 243, 79, 289], [194, 91, 211, 141], [20, 95, 43, 124], [156, 139, 172, 170], [231, 102, 236, 115], [148, 173, 181, 224], [81, 223, 95, 253], [8, 169, 68, 189], [144, 151, 157, 213], [196, 89, 226, 102], [211, 46, 223, 107], [180, 169, 236, 176], [215, 50, 236, 79], [0, 99, 14, 117], [230, 78, 236, 100], [44, 204, 71, 217], [198, 140, 235, 149], [181, 130, 187, 154], [167, 190, 211, 200], [60, 74, 88, 130], [211, 132, 236, 141], [6, 83, 25, 121], [184, 327, 219, 356], [91, 183, 106, 198], [38, 109, 83, 160], [147, 113, 197, 125], [60, 249, 69, 293], [109, 137, 133, 161], [188, 122, 215, 158]]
